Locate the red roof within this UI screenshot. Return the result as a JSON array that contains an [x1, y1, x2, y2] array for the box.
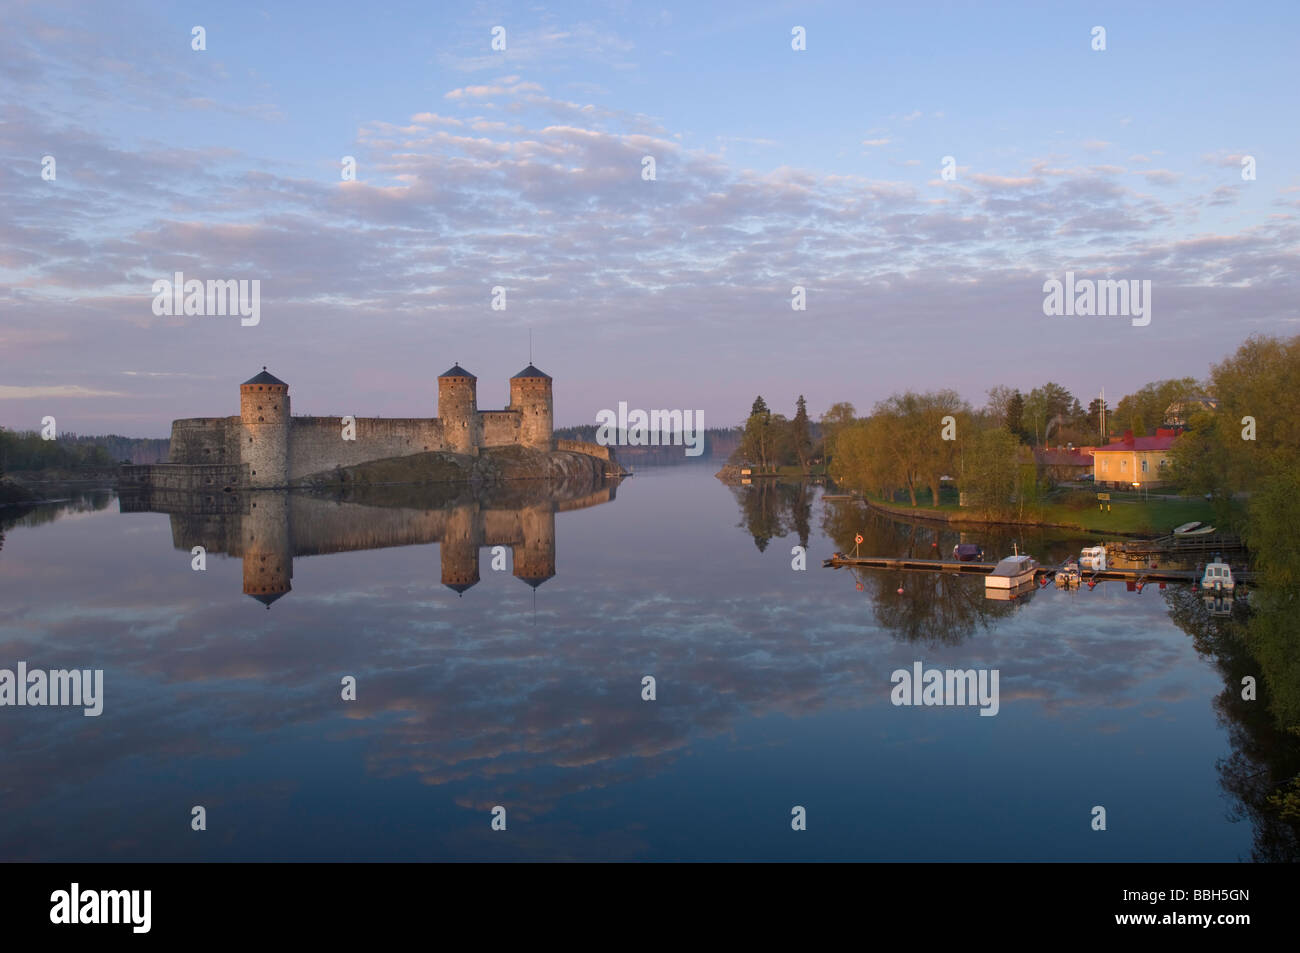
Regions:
[[1095, 429, 1179, 453]]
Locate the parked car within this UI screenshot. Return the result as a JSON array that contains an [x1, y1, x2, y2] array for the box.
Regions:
[[953, 543, 984, 562]]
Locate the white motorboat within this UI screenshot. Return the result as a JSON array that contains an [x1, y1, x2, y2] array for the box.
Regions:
[[1055, 559, 1081, 589], [986, 550, 1038, 589], [1201, 558, 1235, 592], [1079, 545, 1107, 572]]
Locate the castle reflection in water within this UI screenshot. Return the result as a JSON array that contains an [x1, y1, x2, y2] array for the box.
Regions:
[[119, 476, 621, 606]]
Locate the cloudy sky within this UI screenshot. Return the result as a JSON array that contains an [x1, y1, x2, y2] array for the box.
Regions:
[[2, 0, 1297, 436]]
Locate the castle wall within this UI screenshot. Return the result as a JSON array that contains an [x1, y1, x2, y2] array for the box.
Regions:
[[480, 410, 523, 448], [119, 462, 247, 492], [287, 417, 446, 480], [169, 417, 239, 464], [555, 438, 612, 461]]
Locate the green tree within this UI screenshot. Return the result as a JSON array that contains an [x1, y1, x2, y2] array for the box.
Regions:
[[1006, 390, 1026, 441], [768, 413, 793, 466], [791, 395, 812, 473], [742, 396, 773, 470], [819, 402, 856, 466], [1112, 377, 1200, 437], [1022, 382, 1075, 446], [1085, 396, 1108, 441], [960, 426, 1021, 516]]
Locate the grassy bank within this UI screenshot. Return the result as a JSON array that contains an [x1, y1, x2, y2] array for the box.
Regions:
[[855, 487, 1233, 536]]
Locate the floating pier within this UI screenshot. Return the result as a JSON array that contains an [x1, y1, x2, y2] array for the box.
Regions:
[[822, 554, 1255, 586], [1115, 532, 1245, 558]]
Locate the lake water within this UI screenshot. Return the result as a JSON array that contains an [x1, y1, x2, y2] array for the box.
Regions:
[[0, 466, 1262, 860]]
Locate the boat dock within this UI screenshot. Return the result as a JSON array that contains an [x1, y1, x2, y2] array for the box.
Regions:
[[1115, 532, 1245, 558], [822, 554, 1255, 586]]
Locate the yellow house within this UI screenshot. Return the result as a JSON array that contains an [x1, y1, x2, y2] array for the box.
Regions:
[[1092, 429, 1179, 488]]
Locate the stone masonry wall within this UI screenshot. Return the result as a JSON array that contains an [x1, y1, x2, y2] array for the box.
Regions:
[[480, 410, 523, 448], [287, 417, 447, 480]]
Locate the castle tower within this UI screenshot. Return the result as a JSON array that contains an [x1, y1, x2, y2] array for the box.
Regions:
[[241, 491, 293, 607], [441, 503, 480, 595], [509, 365, 553, 451], [240, 368, 290, 487], [513, 503, 555, 589], [438, 364, 481, 455]]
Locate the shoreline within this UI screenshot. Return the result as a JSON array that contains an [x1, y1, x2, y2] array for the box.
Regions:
[[840, 494, 1158, 539]]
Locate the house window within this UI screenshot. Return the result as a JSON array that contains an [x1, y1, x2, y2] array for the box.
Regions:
[[1121, 460, 1127, 470], [1141, 459, 1148, 473]]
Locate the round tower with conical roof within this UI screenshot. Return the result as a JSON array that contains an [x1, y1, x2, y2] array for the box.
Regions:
[[513, 503, 555, 589], [240, 368, 290, 487], [440, 503, 480, 594], [241, 492, 292, 607], [510, 364, 553, 451], [438, 364, 480, 455]]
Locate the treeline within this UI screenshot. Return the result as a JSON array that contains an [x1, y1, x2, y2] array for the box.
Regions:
[[808, 377, 1214, 517], [0, 429, 169, 472], [731, 395, 823, 472], [553, 425, 740, 460], [984, 377, 1204, 447], [1168, 334, 1300, 816], [731, 376, 1208, 483]]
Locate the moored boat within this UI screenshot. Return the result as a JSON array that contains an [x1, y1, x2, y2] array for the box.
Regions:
[[1201, 558, 1235, 592], [986, 551, 1038, 589], [1079, 545, 1107, 572], [1055, 558, 1081, 588]]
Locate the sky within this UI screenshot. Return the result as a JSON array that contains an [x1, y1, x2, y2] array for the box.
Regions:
[[1, 0, 1297, 436]]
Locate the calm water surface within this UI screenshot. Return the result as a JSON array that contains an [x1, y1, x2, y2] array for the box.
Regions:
[[0, 467, 1256, 860]]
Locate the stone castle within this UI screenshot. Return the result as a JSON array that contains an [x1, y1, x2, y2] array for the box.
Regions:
[[121, 363, 617, 491]]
